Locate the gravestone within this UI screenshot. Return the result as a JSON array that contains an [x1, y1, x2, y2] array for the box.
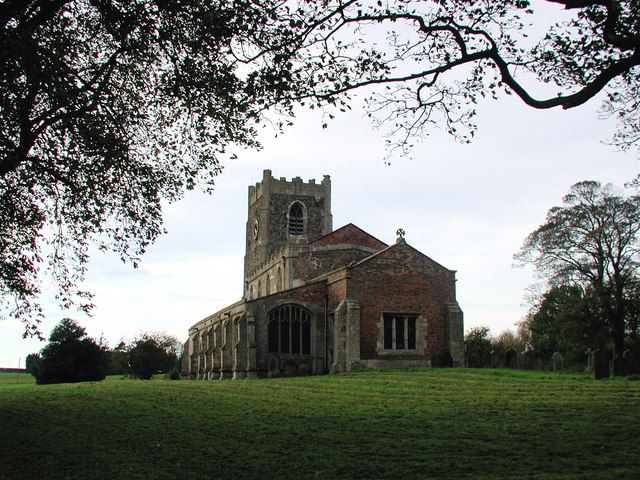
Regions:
[[623, 350, 640, 375], [584, 350, 594, 374], [490, 350, 501, 368], [523, 350, 536, 370], [593, 349, 610, 379], [504, 349, 517, 369], [552, 351, 564, 372], [267, 356, 281, 378]]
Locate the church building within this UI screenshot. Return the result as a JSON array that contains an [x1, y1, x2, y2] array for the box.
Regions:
[[182, 170, 464, 379]]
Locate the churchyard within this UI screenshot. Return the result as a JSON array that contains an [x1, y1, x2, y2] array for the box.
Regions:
[[0, 369, 638, 479]]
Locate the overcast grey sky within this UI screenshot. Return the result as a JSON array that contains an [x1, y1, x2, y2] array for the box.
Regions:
[[1, 2, 638, 367]]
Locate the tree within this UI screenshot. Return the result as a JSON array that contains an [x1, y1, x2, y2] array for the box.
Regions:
[[464, 325, 492, 367], [519, 285, 606, 366], [107, 340, 128, 375], [254, 1, 640, 156], [516, 181, 640, 374], [31, 318, 109, 384], [0, 1, 294, 337], [125, 331, 180, 380], [491, 328, 526, 356], [24, 352, 40, 375]]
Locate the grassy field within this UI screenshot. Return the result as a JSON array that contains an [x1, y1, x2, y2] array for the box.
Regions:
[[0, 369, 638, 480], [0, 371, 34, 385]]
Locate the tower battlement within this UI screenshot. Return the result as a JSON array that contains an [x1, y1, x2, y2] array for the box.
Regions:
[[248, 169, 331, 205]]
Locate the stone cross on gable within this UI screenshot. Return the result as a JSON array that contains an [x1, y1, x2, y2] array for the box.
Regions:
[[396, 228, 405, 242]]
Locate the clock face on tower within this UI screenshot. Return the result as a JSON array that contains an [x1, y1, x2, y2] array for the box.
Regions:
[[253, 219, 259, 240]]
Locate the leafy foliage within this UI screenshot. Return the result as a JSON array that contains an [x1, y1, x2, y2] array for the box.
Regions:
[[520, 285, 605, 364], [24, 352, 40, 375], [464, 325, 492, 367], [30, 318, 109, 384], [0, 0, 295, 337], [125, 331, 180, 380], [516, 180, 640, 374]]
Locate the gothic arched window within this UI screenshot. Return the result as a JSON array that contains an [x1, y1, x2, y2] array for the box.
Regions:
[[288, 202, 304, 235], [267, 304, 312, 354]]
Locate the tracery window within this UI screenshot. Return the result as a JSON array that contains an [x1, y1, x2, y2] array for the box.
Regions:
[[288, 202, 304, 235], [268, 304, 312, 354], [383, 314, 417, 350]]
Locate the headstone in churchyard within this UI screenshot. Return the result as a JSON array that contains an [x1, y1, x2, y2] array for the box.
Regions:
[[623, 349, 640, 375], [267, 355, 281, 378], [504, 348, 517, 369], [584, 350, 594, 374], [593, 349, 610, 379], [552, 351, 564, 372], [490, 350, 501, 368], [523, 350, 536, 370]]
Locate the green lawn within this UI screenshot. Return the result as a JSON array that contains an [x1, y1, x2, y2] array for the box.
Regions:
[[0, 369, 638, 480], [0, 371, 34, 385]]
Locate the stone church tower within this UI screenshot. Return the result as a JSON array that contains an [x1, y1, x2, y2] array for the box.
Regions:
[[243, 169, 332, 299]]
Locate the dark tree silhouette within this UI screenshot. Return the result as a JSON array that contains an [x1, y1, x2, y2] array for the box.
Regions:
[[0, 1, 295, 337], [516, 181, 640, 375], [30, 318, 109, 384], [125, 332, 180, 380]]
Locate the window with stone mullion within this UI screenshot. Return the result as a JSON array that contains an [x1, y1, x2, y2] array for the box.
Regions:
[[383, 314, 417, 351]]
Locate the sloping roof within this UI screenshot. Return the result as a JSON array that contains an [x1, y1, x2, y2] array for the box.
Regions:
[[349, 238, 455, 273], [311, 223, 387, 250]]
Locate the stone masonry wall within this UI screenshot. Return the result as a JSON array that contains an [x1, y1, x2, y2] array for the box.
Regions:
[[347, 241, 457, 361], [248, 280, 328, 376], [297, 248, 372, 283]]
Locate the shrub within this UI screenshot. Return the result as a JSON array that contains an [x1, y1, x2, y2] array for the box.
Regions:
[[34, 319, 109, 385], [126, 337, 178, 380]]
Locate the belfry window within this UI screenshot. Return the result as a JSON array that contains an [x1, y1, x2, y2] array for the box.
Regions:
[[383, 314, 417, 350], [268, 304, 312, 354], [288, 202, 304, 235]]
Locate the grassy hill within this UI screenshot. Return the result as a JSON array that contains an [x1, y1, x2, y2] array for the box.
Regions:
[[0, 369, 638, 479]]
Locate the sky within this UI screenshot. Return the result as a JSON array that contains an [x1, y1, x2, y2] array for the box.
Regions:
[[1, 5, 638, 368]]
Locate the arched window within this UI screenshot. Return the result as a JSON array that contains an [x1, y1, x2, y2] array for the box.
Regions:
[[267, 304, 312, 354], [288, 202, 304, 235]]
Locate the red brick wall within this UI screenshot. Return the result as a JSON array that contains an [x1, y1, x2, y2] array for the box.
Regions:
[[347, 242, 456, 361], [312, 223, 387, 250], [298, 248, 372, 282]]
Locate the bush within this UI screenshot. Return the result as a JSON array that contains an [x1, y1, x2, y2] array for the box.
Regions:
[[33, 319, 109, 385], [464, 326, 492, 368], [126, 336, 178, 380]]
